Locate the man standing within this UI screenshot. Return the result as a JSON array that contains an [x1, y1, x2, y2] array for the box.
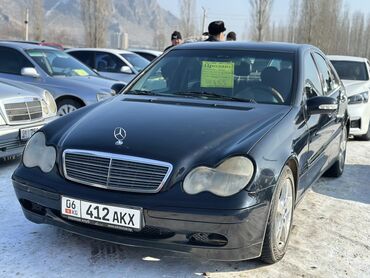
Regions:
[[164, 31, 182, 52], [205, 21, 226, 42]]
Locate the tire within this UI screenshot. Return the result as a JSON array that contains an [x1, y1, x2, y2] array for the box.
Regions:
[[57, 99, 82, 116], [260, 166, 295, 264], [324, 126, 347, 177]]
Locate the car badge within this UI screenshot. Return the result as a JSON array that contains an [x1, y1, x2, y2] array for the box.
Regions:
[[114, 127, 126, 145]]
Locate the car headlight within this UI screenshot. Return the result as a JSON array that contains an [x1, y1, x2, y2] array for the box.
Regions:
[[96, 92, 112, 102], [348, 91, 369, 104], [23, 132, 56, 173], [41, 90, 57, 116], [183, 156, 254, 197]]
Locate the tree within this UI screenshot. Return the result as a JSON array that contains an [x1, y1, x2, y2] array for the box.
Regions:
[[80, 0, 112, 48], [179, 0, 196, 39], [249, 0, 274, 41]]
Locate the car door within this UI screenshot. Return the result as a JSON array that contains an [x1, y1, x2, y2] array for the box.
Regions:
[[304, 51, 342, 179], [94, 52, 134, 83], [0, 46, 43, 86]]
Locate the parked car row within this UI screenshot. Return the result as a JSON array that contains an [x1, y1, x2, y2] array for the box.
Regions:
[[0, 41, 162, 160]]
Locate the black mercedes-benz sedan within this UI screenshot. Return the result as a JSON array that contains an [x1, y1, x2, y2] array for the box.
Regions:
[[12, 42, 349, 263]]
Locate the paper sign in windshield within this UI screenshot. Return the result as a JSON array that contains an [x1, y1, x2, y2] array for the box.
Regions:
[[201, 61, 234, 88], [73, 69, 89, 76]]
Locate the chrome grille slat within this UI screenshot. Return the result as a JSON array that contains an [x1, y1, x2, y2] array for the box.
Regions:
[[4, 100, 42, 123], [63, 150, 172, 193]]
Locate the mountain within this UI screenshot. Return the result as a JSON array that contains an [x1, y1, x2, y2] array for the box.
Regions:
[[0, 0, 179, 49]]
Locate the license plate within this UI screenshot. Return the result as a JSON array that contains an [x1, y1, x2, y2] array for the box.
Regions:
[[20, 125, 43, 141], [61, 196, 143, 231]]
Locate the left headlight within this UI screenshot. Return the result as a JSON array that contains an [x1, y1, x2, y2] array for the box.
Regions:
[[183, 156, 254, 197], [96, 92, 113, 102], [348, 91, 369, 104], [41, 90, 57, 116], [23, 132, 56, 173]]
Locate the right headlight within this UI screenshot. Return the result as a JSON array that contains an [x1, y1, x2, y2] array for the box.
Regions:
[[41, 90, 57, 117], [23, 132, 56, 173], [183, 156, 254, 197], [348, 91, 369, 104]]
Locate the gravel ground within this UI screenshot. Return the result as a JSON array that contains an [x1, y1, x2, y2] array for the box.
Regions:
[[0, 140, 369, 278]]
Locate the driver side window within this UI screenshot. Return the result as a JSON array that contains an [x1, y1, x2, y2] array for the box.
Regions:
[[304, 53, 323, 98]]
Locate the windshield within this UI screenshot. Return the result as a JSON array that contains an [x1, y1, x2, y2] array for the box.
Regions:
[[121, 53, 150, 72], [331, 61, 369, 81], [26, 49, 96, 77], [126, 49, 294, 105]]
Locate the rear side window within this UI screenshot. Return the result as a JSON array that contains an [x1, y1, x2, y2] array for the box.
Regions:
[[330, 60, 369, 81], [95, 52, 127, 73], [0, 47, 33, 75], [304, 53, 323, 97], [69, 51, 95, 68]]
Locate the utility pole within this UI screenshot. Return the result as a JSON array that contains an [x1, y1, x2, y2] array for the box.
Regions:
[[201, 7, 207, 33], [25, 8, 29, 41]]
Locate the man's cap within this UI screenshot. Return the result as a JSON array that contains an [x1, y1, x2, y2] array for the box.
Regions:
[[171, 31, 182, 40], [208, 21, 226, 36]]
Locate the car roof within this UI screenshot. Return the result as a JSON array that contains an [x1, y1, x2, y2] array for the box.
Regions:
[[327, 55, 368, 62], [0, 41, 58, 50], [66, 48, 134, 55], [173, 41, 313, 53]]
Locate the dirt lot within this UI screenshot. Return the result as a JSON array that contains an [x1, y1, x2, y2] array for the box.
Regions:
[[0, 140, 369, 278]]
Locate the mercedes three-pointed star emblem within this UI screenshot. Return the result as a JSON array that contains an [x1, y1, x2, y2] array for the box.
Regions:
[[114, 127, 127, 145]]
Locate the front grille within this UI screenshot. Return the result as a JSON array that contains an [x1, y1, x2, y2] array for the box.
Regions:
[[4, 100, 42, 123], [63, 150, 172, 193]]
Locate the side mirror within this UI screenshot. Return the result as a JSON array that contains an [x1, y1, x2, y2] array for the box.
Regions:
[[120, 66, 133, 74], [21, 67, 40, 78], [307, 96, 338, 115]]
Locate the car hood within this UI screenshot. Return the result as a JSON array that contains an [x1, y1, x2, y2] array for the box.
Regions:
[[342, 80, 370, 96], [46, 75, 124, 93], [53, 96, 290, 183], [0, 78, 43, 99]]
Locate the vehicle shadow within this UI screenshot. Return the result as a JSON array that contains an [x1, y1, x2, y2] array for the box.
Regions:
[[312, 164, 370, 205], [0, 157, 20, 174]]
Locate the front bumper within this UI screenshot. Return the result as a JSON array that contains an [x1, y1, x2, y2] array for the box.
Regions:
[[0, 117, 57, 158], [12, 176, 272, 261]]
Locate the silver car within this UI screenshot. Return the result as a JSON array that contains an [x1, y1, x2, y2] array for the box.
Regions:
[[0, 42, 125, 116], [0, 78, 57, 159], [66, 48, 150, 83]]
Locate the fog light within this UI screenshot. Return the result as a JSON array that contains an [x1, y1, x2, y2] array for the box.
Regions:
[[188, 233, 228, 246]]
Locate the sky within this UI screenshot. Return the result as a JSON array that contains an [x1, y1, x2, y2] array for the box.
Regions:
[[157, 0, 370, 40]]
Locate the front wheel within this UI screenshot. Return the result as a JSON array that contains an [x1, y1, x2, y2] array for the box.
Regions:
[[260, 166, 295, 264], [57, 99, 82, 116]]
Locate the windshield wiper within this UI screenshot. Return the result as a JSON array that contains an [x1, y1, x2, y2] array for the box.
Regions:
[[173, 91, 256, 103], [125, 89, 160, 96]]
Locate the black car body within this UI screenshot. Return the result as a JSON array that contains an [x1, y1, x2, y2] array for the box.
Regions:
[[12, 42, 349, 263]]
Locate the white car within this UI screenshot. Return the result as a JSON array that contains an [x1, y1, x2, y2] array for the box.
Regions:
[[329, 55, 370, 140], [128, 49, 163, 61], [66, 48, 150, 83], [0, 78, 57, 159]]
